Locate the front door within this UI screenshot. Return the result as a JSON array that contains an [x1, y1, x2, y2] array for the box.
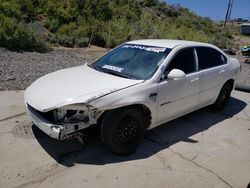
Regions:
[[156, 48, 200, 125]]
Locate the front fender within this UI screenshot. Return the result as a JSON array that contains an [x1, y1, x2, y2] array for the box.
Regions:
[[89, 81, 158, 125]]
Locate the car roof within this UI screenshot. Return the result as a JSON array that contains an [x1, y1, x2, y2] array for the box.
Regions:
[[126, 39, 215, 49]]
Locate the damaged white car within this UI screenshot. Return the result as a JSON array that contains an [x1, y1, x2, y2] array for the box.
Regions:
[[25, 40, 240, 155]]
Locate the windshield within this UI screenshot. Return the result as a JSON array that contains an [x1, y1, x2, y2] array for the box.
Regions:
[[90, 44, 171, 80]]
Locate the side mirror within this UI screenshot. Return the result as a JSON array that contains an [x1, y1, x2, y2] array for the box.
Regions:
[[167, 69, 186, 79]]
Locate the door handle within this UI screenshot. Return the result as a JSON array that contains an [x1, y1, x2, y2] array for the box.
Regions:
[[191, 77, 199, 82], [219, 70, 225, 74]]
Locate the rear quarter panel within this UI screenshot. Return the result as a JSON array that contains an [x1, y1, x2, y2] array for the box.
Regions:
[[225, 57, 241, 88]]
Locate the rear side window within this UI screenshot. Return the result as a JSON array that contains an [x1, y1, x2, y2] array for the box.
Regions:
[[196, 47, 227, 70], [165, 48, 196, 74]]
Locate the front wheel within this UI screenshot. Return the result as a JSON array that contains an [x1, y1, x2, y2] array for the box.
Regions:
[[211, 83, 233, 111], [101, 107, 147, 155]]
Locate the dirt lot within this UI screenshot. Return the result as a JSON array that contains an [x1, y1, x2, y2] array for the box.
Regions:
[[0, 47, 107, 90], [0, 90, 249, 188]]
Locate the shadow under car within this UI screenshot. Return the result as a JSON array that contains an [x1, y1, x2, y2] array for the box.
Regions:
[[32, 96, 247, 167]]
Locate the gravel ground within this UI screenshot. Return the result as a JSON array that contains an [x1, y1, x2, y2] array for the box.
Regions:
[[0, 47, 250, 91], [235, 56, 250, 88], [0, 47, 107, 90]]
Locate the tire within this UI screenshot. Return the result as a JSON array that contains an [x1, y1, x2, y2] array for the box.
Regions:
[[211, 83, 233, 111], [101, 107, 148, 155]]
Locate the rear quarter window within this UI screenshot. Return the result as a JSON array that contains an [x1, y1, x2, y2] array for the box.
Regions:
[[196, 47, 227, 70]]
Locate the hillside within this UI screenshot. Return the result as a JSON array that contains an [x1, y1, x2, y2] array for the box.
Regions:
[[0, 0, 235, 51]]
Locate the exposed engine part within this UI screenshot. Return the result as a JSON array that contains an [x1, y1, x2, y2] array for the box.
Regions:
[[55, 109, 90, 124], [65, 132, 87, 145]]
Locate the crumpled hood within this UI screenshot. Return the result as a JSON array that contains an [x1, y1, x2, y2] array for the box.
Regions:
[[25, 65, 142, 112]]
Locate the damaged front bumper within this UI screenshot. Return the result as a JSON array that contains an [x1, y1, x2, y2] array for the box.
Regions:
[[26, 103, 100, 140]]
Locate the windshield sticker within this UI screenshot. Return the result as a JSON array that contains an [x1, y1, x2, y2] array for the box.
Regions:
[[102, 65, 124, 72], [122, 45, 166, 53]]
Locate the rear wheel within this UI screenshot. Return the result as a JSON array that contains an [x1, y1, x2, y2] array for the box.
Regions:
[[101, 107, 147, 155], [211, 83, 233, 111]]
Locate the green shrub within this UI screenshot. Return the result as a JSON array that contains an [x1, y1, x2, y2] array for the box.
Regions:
[[74, 26, 89, 47], [143, 0, 159, 6], [0, 0, 235, 51], [0, 1, 21, 20], [55, 23, 90, 47], [209, 29, 235, 49], [57, 23, 77, 35], [44, 17, 60, 32], [16, 0, 37, 21], [0, 14, 49, 51], [75, 37, 89, 47], [101, 19, 133, 48]]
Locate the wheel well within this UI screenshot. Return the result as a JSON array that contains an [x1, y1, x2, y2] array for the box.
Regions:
[[224, 79, 234, 90], [97, 104, 152, 128]]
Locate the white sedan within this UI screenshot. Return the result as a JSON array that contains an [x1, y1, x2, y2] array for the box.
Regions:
[[24, 40, 240, 155]]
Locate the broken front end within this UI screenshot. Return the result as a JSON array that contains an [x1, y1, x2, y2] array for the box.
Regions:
[[26, 103, 102, 140]]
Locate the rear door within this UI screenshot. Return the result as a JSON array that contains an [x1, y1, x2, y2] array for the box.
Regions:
[[156, 48, 200, 125], [195, 47, 227, 106]]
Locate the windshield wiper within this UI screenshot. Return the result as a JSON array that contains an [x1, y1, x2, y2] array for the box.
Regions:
[[101, 69, 136, 79]]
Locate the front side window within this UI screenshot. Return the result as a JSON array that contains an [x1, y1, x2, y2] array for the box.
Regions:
[[165, 48, 196, 75], [196, 47, 227, 70], [90, 44, 172, 80]]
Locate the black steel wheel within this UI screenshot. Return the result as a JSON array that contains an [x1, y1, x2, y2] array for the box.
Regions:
[[101, 107, 148, 155], [116, 115, 139, 144], [212, 83, 233, 111]]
